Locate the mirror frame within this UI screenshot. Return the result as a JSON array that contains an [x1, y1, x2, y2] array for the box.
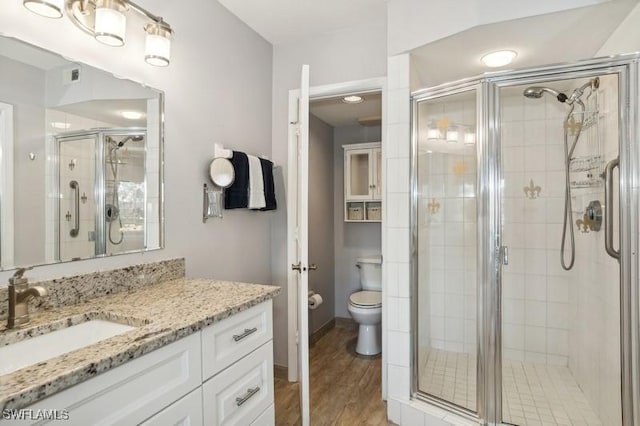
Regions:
[[0, 35, 165, 271]]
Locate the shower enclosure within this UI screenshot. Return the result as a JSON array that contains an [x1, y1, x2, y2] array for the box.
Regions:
[[411, 56, 640, 425], [56, 128, 146, 261]]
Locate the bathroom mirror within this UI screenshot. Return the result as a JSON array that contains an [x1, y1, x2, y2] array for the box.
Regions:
[[0, 35, 164, 271], [209, 158, 235, 188]]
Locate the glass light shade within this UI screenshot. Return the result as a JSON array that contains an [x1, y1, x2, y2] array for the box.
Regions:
[[94, 2, 127, 47], [23, 0, 63, 18], [481, 50, 517, 67], [145, 22, 172, 67], [427, 120, 440, 140], [464, 130, 476, 145], [446, 126, 459, 143]]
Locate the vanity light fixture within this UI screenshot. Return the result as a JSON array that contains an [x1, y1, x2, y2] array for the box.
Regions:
[[481, 50, 517, 68], [342, 95, 364, 104], [23, 0, 174, 67], [23, 0, 64, 18], [121, 110, 143, 120], [144, 20, 172, 67], [94, 0, 127, 47], [446, 125, 459, 143], [464, 129, 476, 145]]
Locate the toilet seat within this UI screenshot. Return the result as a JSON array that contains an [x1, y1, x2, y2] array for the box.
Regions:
[[349, 291, 382, 309]]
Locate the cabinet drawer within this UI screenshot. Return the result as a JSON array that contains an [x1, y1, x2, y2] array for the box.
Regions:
[[201, 300, 272, 380], [140, 387, 203, 426], [202, 341, 274, 426], [250, 404, 274, 426], [22, 333, 201, 426]]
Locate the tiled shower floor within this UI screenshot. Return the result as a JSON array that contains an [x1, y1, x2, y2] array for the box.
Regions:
[[418, 348, 603, 425]]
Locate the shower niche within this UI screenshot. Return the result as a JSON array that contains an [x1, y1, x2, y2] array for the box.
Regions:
[[56, 129, 150, 261], [412, 59, 637, 426]]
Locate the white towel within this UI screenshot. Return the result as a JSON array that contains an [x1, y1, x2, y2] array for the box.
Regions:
[[248, 154, 266, 209]]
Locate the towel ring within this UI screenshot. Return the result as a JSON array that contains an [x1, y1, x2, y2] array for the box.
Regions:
[[209, 158, 235, 188]]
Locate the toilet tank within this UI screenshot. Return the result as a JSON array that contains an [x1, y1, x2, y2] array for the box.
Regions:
[[357, 256, 382, 291]]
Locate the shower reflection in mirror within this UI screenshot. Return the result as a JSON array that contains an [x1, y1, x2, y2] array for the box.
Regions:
[[56, 129, 149, 261]]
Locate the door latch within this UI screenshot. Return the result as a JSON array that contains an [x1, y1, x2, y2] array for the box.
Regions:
[[291, 262, 302, 273]]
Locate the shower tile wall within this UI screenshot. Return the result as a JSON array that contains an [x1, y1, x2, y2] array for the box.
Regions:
[[501, 93, 571, 365], [501, 74, 621, 425]]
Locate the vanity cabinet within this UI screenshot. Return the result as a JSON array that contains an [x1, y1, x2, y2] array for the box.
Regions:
[[343, 142, 382, 222], [21, 300, 274, 426]]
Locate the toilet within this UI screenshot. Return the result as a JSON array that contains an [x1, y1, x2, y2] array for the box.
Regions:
[[347, 256, 382, 356]]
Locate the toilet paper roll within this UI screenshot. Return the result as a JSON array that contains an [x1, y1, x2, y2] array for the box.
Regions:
[[308, 294, 323, 310]]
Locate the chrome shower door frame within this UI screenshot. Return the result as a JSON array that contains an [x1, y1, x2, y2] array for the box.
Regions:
[[410, 79, 486, 422], [410, 55, 640, 426]]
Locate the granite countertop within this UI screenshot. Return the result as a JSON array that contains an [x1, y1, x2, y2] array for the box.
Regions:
[[0, 278, 280, 410]]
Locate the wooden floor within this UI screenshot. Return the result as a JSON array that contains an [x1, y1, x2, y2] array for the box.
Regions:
[[274, 326, 390, 425]]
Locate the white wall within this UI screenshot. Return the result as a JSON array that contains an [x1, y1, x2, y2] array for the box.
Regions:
[[0, 3, 274, 291], [270, 18, 387, 366], [334, 125, 383, 319], [0, 55, 47, 267], [308, 114, 335, 334]]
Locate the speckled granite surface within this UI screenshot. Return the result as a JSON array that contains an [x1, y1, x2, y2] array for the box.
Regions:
[[0, 277, 280, 410], [0, 258, 185, 320]]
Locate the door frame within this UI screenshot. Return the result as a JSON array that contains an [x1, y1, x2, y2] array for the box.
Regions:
[[410, 55, 640, 425], [286, 76, 387, 387], [0, 102, 14, 269]]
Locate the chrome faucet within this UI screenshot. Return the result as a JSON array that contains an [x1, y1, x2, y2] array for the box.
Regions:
[[7, 267, 48, 329]]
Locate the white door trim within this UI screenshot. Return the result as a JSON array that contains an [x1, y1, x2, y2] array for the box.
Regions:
[[0, 102, 15, 269], [286, 76, 387, 397]]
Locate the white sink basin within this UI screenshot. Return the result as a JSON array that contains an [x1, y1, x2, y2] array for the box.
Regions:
[[0, 320, 136, 376]]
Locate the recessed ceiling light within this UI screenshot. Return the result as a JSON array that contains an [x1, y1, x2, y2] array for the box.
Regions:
[[342, 95, 363, 104], [481, 50, 517, 68], [50, 121, 71, 129], [121, 111, 144, 120]]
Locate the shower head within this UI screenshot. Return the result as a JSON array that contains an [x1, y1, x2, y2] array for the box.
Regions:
[[115, 135, 144, 147], [523, 86, 568, 103]]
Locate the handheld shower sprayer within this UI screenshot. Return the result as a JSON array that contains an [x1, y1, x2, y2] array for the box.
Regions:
[[522, 77, 599, 270]]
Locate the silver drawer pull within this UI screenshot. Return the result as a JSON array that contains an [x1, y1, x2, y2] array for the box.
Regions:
[[235, 386, 260, 406], [233, 327, 258, 342]]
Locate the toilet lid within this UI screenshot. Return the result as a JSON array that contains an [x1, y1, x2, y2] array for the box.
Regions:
[[349, 291, 382, 308]]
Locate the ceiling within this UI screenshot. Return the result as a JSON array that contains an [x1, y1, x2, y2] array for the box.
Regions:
[[0, 35, 69, 70], [54, 99, 148, 127], [217, 0, 387, 45], [411, 0, 638, 88], [310, 93, 382, 127]]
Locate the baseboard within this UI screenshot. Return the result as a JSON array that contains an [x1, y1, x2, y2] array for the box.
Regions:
[[310, 318, 335, 345], [335, 316, 357, 330], [273, 363, 288, 380]]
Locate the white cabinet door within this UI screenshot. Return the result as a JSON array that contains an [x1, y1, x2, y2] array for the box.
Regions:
[[345, 148, 373, 200], [201, 300, 273, 380], [202, 341, 274, 426], [372, 147, 382, 200], [140, 388, 203, 426]]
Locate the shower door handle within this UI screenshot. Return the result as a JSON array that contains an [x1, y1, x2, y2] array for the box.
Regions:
[[69, 180, 80, 238], [604, 157, 620, 260]]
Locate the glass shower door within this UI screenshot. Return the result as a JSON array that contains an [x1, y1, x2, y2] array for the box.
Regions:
[[498, 71, 623, 426], [414, 88, 479, 414]]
